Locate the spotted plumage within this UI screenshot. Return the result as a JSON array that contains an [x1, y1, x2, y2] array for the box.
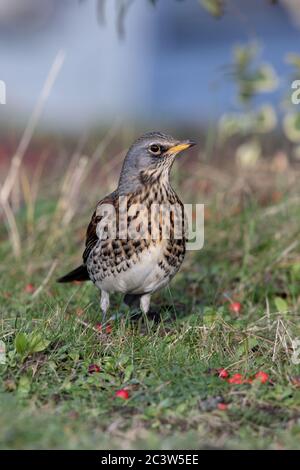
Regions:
[[58, 132, 195, 318]]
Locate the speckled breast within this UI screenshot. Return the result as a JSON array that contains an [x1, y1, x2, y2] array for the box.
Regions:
[[87, 182, 186, 294]]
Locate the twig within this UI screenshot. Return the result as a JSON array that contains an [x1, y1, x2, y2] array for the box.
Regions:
[[1, 200, 21, 257], [61, 155, 89, 226], [266, 297, 271, 331], [0, 50, 65, 257], [32, 260, 58, 299], [260, 196, 300, 218], [272, 319, 280, 362], [76, 318, 99, 333], [0, 50, 66, 204], [274, 240, 299, 265]]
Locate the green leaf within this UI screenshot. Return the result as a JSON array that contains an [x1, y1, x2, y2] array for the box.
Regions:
[[28, 333, 50, 353], [291, 263, 300, 280], [283, 113, 300, 143], [117, 354, 130, 367], [15, 332, 29, 356], [124, 364, 134, 382], [251, 64, 278, 93], [200, 0, 225, 17], [68, 351, 79, 362], [202, 307, 217, 326], [234, 43, 258, 71], [274, 297, 288, 313], [236, 139, 261, 168], [15, 331, 50, 360], [286, 52, 300, 70], [253, 104, 277, 133], [17, 375, 31, 397]]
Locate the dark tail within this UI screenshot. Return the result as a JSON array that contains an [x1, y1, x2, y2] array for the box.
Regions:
[[57, 265, 89, 283]]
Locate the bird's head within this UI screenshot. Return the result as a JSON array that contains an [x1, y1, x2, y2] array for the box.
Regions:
[[118, 131, 196, 194]]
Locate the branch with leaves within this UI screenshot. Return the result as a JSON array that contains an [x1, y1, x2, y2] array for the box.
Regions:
[[86, 0, 279, 37]]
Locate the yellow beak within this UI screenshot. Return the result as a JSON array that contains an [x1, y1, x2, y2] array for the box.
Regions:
[[168, 140, 196, 155]]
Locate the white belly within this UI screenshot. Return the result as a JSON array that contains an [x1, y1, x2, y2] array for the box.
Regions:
[[96, 244, 169, 295]]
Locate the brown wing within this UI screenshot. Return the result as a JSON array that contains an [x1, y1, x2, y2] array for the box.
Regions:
[[83, 191, 117, 264]]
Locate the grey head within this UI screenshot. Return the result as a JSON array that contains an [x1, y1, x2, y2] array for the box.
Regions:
[[117, 131, 196, 195]]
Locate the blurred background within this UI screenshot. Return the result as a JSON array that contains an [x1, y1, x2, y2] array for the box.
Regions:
[[3, 2, 300, 451], [1, 0, 300, 254], [0, 0, 300, 130]]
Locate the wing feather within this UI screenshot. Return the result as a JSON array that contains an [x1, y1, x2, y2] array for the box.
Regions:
[[83, 191, 117, 264]]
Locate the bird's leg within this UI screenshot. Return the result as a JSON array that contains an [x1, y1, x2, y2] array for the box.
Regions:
[[100, 290, 110, 321], [140, 294, 151, 315]]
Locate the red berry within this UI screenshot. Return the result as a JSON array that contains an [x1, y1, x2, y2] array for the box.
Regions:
[[255, 371, 269, 384], [217, 403, 228, 411], [88, 364, 101, 374], [96, 323, 112, 334], [228, 373, 244, 384], [24, 283, 35, 294], [115, 389, 129, 400], [218, 369, 229, 379], [229, 302, 242, 314]]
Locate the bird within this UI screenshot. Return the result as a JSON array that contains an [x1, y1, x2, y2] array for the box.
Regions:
[[57, 131, 195, 319]]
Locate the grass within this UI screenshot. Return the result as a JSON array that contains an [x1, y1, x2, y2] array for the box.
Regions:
[[1, 163, 300, 449]]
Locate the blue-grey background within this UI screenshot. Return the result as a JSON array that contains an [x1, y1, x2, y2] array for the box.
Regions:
[[0, 0, 299, 131]]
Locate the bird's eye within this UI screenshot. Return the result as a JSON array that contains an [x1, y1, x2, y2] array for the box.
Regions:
[[149, 144, 161, 155]]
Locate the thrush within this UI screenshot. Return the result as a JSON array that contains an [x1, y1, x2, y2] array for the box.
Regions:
[[58, 132, 195, 318]]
